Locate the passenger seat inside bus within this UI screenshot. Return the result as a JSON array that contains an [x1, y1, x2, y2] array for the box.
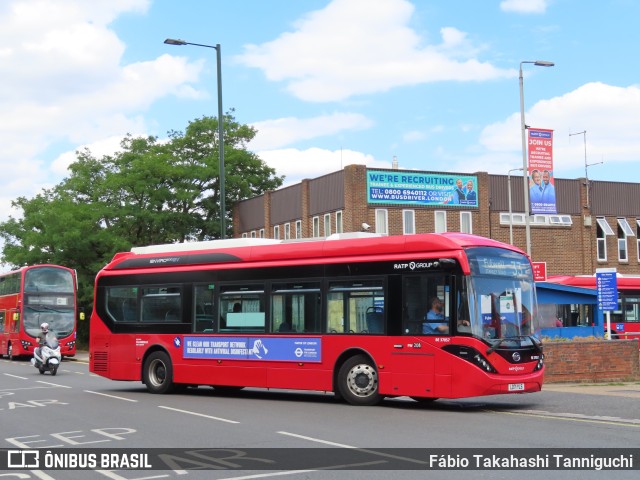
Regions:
[[365, 307, 384, 333]]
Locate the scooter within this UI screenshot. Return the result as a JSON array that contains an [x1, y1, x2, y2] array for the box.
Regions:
[[31, 332, 61, 375]]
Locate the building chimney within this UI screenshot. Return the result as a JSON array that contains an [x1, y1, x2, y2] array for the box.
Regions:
[[392, 156, 398, 170]]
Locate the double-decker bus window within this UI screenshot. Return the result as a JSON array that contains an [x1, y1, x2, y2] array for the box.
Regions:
[[624, 297, 640, 323], [402, 274, 450, 335], [220, 284, 265, 333], [106, 287, 139, 322], [0, 272, 20, 296], [140, 287, 182, 323], [271, 282, 321, 333], [327, 280, 384, 334], [24, 268, 74, 293], [0, 311, 4, 333], [194, 284, 216, 333]]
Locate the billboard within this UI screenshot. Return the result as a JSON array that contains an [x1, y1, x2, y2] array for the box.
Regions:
[[527, 128, 556, 214], [366, 170, 478, 208]]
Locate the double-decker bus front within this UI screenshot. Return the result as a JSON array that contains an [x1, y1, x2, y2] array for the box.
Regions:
[[18, 266, 78, 358]]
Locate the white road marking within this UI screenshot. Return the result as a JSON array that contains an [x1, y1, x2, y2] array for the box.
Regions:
[[158, 405, 240, 424], [277, 431, 428, 465], [3, 373, 28, 380], [35, 381, 72, 388], [85, 390, 138, 402]]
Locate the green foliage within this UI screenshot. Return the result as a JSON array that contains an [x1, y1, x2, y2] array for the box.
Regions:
[[0, 112, 284, 334]]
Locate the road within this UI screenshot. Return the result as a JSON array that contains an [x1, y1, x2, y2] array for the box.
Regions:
[[1, 354, 639, 479]]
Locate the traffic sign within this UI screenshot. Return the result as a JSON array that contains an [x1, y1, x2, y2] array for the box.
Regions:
[[596, 268, 618, 311]]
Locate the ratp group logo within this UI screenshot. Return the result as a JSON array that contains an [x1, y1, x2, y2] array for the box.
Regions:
[[7, 450, 40, 468]]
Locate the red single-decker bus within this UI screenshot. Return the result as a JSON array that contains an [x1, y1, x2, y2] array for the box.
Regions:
[[90, 233, 544, 405]]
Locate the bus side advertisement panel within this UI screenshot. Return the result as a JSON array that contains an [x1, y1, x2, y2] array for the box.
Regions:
[[182, 336, 322, 362]]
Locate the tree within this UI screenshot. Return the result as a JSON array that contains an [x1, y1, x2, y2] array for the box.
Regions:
[[0, 112, 284, 345]]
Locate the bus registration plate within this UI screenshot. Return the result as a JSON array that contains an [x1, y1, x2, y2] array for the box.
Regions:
[[508, 383, 525, 392]]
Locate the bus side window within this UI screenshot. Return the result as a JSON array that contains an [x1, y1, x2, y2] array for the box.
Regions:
[[219, 284, 265, 333], [270, 282, 321, 333], [327, 279, 384, 334], [194, 284, 215, 333], [402, 274, 449, 335]]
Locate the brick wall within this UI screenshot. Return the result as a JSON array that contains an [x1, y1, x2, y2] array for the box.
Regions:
[[544, 340, 640, 383]]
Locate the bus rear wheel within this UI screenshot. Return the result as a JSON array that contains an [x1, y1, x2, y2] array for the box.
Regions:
[[337, 355, 382, 406], [143, 351, 175, 394]]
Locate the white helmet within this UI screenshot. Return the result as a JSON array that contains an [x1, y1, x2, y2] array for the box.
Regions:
[[40, 322, 49, 333]]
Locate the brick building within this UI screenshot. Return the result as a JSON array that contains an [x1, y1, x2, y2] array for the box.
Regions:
[[233, 164, 640, 277]]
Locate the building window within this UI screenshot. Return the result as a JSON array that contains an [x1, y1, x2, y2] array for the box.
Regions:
[[284, 223, 291, 240], [460, 212, 472, 234], [259, 228, 265, 238], [434, 211, 447, 233], [617, 218, 634, 262], [242, 233, 247, 238], [324, 214, 331, 237], [637, 219, 640, 262], [335, 211, 343, 234], [403, 210, 415, 235], [251, 231, 257, 238], [596, 217, 614, 262], [295, 220, 302, 239], [312, 217, 320, 237], [375, 209, 388, 235], [273, 225, 280, 239]]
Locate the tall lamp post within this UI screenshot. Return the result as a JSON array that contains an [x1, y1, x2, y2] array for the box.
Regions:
[[519, 60, 554, 257], [508, 167, 523, 245], [164, 38, 226, 239]]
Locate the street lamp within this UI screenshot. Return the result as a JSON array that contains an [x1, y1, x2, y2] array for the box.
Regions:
[[508, 167, 523, 245], [164, 38, 226, 239], [519, 60, 554, 257]]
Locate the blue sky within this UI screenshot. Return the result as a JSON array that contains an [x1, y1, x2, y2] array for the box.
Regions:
[[1, 0, 640, 222]]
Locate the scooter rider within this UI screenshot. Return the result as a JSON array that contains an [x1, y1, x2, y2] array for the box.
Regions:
[[35, 322, 49, 358]]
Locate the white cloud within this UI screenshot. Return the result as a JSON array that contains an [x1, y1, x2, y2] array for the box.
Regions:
[[0, 0, 204, 220], [249, 113, 373, 150], [236, 0, 514, 102], [500, 0, 549, 14], [448, 82, 640, 178], [257, 147, 389, 186]]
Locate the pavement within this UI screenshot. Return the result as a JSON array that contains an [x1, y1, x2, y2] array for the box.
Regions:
[[66, 350, 640, 397], [542, 382, 640, 398], [66, 350, 89, 363]]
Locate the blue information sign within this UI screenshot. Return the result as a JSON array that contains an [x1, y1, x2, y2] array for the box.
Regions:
[[596, 269, 618, 311]]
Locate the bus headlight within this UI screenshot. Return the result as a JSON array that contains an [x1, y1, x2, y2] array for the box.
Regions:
[[21, 340, 33, 349], [533, 353, 544, 371], [442, 345, 497, 373]]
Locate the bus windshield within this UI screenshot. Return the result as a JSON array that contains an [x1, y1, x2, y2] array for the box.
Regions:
[[465, 247, 540, 345], [23, 267, 75, 337]]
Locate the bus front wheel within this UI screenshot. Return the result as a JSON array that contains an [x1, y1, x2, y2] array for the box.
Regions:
[[337, 355, 382, 406], [143, 351, 175, 394]]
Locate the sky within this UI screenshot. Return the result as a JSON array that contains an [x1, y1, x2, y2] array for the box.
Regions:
[[2, 0, 640, 224]]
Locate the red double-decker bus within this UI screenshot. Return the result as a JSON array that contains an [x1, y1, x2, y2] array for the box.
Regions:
[[90, 233, 544, 405], [1, 265, 79, 360]]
